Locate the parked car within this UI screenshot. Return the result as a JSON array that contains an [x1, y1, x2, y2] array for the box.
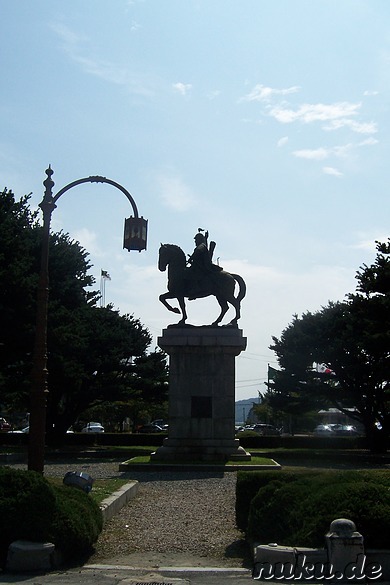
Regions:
[[314, 424, 335, 436], [151, 419, 169, 431], [0, 418, 11, 432], [236, 425, 255, 433], [314, 423, 360, 436], [136, 423, 163, 433], [9, 425, 74, 434], [81, 422, 104, 433], [330, 424, 360, 436], [252, 424, 281, 436], [8, 425, 29, 433]]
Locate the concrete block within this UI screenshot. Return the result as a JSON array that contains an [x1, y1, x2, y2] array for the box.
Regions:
[[254, 543, 296, 565], [6, 540, 55, 572]]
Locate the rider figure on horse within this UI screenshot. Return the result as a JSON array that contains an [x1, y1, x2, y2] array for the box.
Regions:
[[187, 229, 222, 298]]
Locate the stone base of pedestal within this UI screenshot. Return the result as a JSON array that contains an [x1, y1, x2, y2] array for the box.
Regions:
[[151, 437, 251, 462], [155, 326, 250, 463]]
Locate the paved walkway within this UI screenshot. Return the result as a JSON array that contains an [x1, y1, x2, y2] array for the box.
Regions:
[[0, 564, 253, 584]]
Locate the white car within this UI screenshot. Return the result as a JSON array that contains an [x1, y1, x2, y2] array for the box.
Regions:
[[314, 424, 335, 436], [81, 422, 104, 433], [8, 426, 29, 433]]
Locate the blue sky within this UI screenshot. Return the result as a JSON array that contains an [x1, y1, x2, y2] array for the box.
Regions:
[[2, 0, 389, 399]]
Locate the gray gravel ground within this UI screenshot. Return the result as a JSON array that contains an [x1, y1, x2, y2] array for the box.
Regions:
[[4, 458, 250, 568]]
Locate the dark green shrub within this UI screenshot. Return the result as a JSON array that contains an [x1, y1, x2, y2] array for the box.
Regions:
[[0, 467, 57, 566], [50, 484, 103, 558], [246, 470, 390, 550], [294, 481, 390, 548], [0, 467, 103, 568], [247, 478, 320, 545], [235, 469, 317, 530]]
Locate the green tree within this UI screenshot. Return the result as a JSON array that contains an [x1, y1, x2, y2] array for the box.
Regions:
[[269, 240, 390, 452], [46, 305, 154, 438], [0, 189, 168, 438], [252, 389, 318, 434], [0, 189, 40, 410]]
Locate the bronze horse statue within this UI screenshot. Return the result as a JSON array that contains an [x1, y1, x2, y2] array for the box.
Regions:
[[158, 243, 246, 326]]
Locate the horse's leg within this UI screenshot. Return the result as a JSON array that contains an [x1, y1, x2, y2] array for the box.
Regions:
[[212, 297, 229, 326], [159, 292, 181, 314], [177, 296, 187, 325], [227, 291, 240, 326], [228, 298, 240, 325]]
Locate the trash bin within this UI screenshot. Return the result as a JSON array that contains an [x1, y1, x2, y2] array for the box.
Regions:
[[63, 471, 93, 493]]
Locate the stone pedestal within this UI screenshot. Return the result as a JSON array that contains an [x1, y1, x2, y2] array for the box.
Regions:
[[325, 519, 364, 581], [152, 327, 250, 462]]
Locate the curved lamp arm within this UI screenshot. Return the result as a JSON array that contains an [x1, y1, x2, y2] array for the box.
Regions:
[[53, 174, 140, 218]]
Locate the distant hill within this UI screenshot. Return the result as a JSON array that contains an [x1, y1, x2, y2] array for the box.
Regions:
[[235, 397, 259, 424]]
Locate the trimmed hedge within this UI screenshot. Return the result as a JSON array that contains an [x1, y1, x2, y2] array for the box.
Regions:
[[240, 469, 390, 550], [237, 434, 366, 450], [236, 469, 317, 530], [0, 433, 367, 449], [0, 432, 166, 447], [51, 484, 103, 558], [0, 467, 57, 566], [0, 467, 103, 568]]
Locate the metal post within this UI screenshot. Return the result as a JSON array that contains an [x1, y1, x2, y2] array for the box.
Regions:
[[28, 167, 56, 472], [27, 166, 147, 473]]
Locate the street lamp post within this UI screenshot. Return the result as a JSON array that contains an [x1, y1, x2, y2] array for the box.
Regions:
[[28, 166, 147, 473]]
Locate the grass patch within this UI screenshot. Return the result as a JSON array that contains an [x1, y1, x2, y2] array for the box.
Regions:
[[89, 478, 130, 504], [48, 477, 129, 505], [123, 455, 276, 466]]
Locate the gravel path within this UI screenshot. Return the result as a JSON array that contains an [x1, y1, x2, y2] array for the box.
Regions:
[[4, 458, 249, 568]]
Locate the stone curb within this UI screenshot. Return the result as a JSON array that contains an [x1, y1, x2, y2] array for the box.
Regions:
[[118, 460, 281, 472], [99, 480, 139, 523]]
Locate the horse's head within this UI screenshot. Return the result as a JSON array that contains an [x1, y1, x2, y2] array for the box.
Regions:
[[158, 244, 169, 272], [158, 243, 186, 272]]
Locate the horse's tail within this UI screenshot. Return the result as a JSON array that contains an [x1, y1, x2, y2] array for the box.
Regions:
[[231, 274, 246, 302]]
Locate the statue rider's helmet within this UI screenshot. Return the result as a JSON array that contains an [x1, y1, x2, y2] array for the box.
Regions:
[[194, 232, 206, 246]]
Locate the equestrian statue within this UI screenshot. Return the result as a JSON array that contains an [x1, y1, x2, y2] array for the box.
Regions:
[[159, 229, 246, 327]]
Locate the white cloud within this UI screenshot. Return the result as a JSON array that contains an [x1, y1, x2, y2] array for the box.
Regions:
[[240, 84, 300, 102], [157, 172, 196, 211], [71, 228, 104, 256], [207, 90, 221, 100], [83, 57, 155, 97], [130, 20, 142, 32], [277, 136, 289, 147], [324, 118, 377, 134], [293, 138, 374, 163], [293, 147, 330, 160], [351, 234, 388, 251], [358, 137, 379, 146], [269, 101, 361, 124], [363, 90, 379, 96], [50, 22, 89, 47], [50, 21, 155, 97], [173, 82, 192, 96], [332, 143, 354, 158], [239, 82, 378, 175], [323, 166, 343, 177]]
